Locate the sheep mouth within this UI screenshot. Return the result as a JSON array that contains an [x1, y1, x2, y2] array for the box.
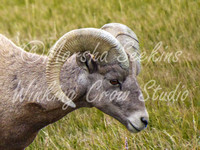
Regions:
[[127, 120, 141, 132]]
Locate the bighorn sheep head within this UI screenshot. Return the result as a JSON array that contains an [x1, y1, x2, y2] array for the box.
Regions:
[[46, 24, 149, 133]]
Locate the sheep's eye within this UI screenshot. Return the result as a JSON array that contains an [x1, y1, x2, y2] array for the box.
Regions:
[[110, 79, 120, 85]]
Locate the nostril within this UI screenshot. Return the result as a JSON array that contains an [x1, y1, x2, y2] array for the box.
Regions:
[[141, 117, 148, 127]]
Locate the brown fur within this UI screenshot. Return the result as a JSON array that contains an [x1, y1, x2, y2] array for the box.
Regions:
[[0, 24, 148, 150]]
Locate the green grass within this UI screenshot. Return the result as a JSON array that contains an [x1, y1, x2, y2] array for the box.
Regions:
[[0, 0, 199, 149]]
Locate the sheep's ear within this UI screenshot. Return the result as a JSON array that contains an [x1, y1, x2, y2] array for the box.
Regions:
[[76, 53, 98, 73]]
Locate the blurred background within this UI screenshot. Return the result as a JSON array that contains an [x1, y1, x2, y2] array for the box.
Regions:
[[0, 0, 199, 149]]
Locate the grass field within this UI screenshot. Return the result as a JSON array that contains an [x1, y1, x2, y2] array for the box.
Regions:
[[0, 0, 199, 149]]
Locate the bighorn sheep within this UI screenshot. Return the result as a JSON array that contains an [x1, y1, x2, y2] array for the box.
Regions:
[[0, 23, 149, 150]]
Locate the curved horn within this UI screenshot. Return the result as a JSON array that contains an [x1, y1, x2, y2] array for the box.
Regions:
[[101, 23, 141, 75], [46, 28, 129, 108]]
